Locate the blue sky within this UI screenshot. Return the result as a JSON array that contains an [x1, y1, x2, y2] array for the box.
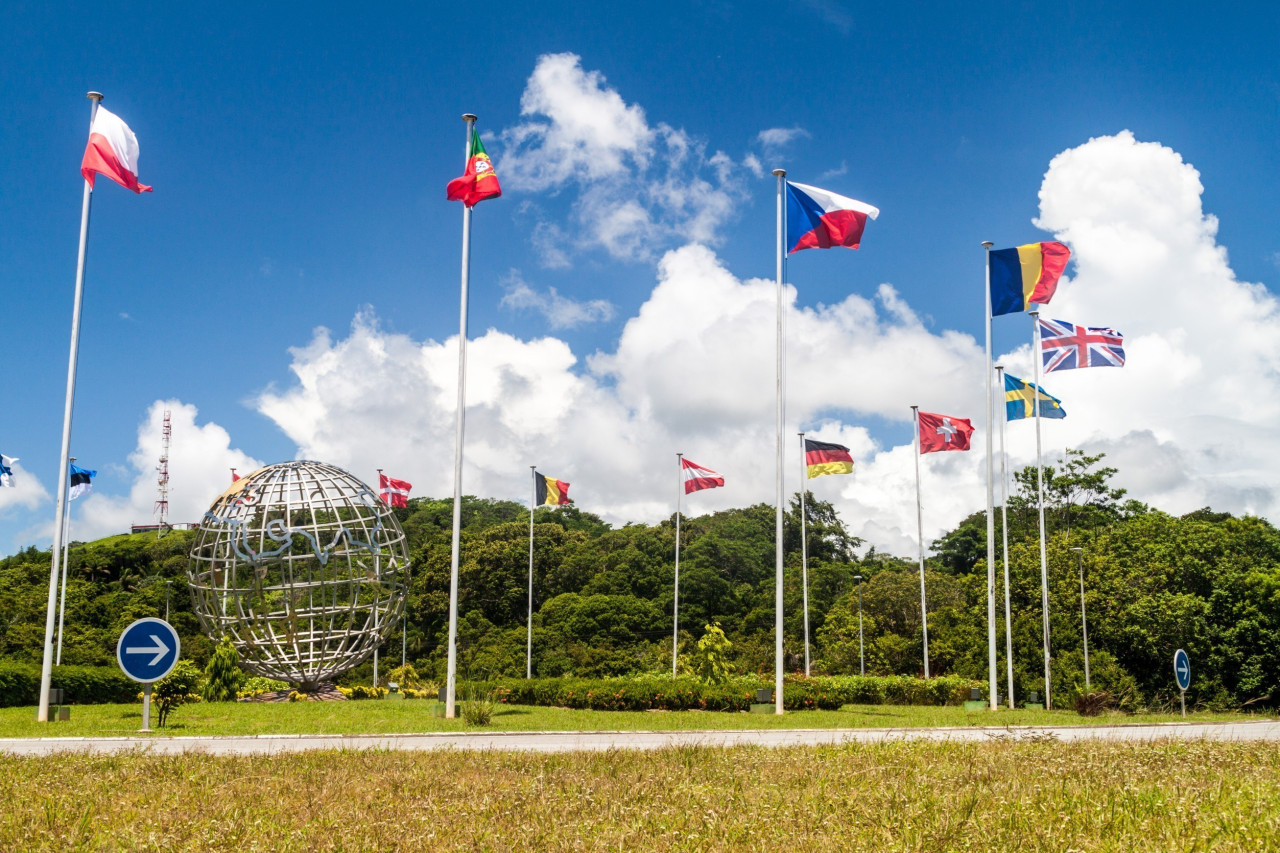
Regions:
[[1, 1, 1278, 555]]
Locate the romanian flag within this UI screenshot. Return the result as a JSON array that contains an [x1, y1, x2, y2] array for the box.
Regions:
[[446, 127, 501, 207], [804, 439, 853, 479], [1004, 373, 1066, 421], [535, 472, 571, 506], [989, 242, 1070, 317]]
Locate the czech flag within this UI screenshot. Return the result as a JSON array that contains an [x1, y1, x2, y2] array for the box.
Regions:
[[785, 181, 879, 254], [804, 439, 853, 479], [989, 242, 1070, 316], [80, 105, 152, 193], [534, 472, 572, 506], [681, 458, 724, 494]]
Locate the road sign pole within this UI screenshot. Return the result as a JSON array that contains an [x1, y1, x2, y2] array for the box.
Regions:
[[142, 684, 152, 732], [1180, 690, 1186, 718]]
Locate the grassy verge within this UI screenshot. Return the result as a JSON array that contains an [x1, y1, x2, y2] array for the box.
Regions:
[[0, 699, 1262, 738], [2, 740, 1277, 850]]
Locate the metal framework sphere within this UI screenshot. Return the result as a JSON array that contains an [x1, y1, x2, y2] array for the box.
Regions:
[[187, 461, 409, 688]]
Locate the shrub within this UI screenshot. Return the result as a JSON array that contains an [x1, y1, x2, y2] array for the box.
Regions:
[[461, 690, 493, 725], [388, 664, 423, 690], [202, 637, 244, 702], [0, 661, 141, 707], [237, 676, 289, 699], [337, 685, 387, 700], [692, 623, 734, 684], [152, 660, 203, 727]]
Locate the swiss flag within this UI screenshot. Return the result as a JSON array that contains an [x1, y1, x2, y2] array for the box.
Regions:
[[917, 411, 974, 454]]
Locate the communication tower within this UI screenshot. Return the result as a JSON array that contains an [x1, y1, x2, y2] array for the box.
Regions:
[[154, 409, 171, 532]]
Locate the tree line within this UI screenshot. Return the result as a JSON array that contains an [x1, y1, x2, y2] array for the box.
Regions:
[[0, 451, 1276, 709]]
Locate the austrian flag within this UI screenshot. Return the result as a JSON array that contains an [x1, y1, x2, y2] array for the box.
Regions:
[[81, 105, 152, 193], [917, 411, 975, 454], [681, 458, 724, 494]]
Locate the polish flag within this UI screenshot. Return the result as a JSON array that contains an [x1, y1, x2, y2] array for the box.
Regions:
[[80, 105, 152, 193], [681, 458, 724, 494], [785, 181, 877, 253], [379, 473, 413, 508]]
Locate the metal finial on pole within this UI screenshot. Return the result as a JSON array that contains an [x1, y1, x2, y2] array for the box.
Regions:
[[445, 113, 478, 719], [911, 405, 929, 679], [995, 364, 1015, 709], [983, 241, 998, 710], [39, 93, 102, 723], [798, 432, 811, 677], [773, 167, 786, 714]]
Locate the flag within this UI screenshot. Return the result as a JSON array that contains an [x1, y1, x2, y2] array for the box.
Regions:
[[681, 458, 724, 493], [68, 463, 96, 500], [1039, 318, 1126, 372], [80, 105, 152, 193], [918, 411, 975, 453], [534, 472, 572, 506], [785, 181, 879, 253], [804, 439, 854, 479], [989, 242, 1070, 316], [379, 473, 413, 508], [0, 454, 16, 488], [231, 470, 241, 482], [1004, 373, 1066, 421], [446, 127, 501, 207]]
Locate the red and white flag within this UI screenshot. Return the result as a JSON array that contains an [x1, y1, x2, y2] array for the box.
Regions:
[[379, 473, 413, 508], [681, 458, 724, 494], [917, 411, 975, 454], [81, 105, 152, 193]]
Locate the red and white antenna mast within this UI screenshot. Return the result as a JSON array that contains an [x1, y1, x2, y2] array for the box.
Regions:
[[154, 409, 171, 532]]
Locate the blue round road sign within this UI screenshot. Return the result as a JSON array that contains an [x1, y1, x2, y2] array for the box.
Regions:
[[116, 617, 180, 683], [1173, 648, 1191, 692]]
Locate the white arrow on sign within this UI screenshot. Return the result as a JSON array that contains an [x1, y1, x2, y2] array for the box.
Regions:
[[125, 634, 171, 667], [1177, 661, 1189, 677]]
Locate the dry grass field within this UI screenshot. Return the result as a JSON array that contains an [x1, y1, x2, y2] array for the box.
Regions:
[[3, 739, 1278, 851]]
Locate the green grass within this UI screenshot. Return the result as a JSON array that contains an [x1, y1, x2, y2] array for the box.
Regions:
[[2, 740, 1278, 850], [0, 699, 1261, 739]]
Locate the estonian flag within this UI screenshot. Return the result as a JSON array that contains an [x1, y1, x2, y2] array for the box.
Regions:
[[0, 454, 16, 488], [69, 463, 96, 500]]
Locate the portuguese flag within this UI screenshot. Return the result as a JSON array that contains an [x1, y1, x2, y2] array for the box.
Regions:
[[804, 439, 854, 479], [535, 472, 571, 506], [446, 127, 502, 207]]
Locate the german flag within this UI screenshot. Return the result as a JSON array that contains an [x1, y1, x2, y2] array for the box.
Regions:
[[535, 472, 571, 506], [804, 439, 853, 479]]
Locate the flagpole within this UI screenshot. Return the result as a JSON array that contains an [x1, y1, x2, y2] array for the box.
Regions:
[[772, 168, 786, 715], [39, 92, 101, 723], [910, 406, 930, 678], [528, 465, 535, 680], [56, 458, 75, 665], [982, 240, 997, 710], [1030, 309, 1052, 709], [798, 433, 810, 678], [995, 366, 1015, 709], [444, 113, 477, 719], [673, 453, 682, 678]]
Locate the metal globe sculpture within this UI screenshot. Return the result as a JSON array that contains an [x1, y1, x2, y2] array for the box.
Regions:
[[187, 461, 409, 689]]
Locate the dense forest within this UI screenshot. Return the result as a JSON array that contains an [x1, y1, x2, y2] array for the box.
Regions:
[[1, 451, 1277, 709]]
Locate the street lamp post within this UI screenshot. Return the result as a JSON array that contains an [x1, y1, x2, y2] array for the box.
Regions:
[[854, 574, 865, 677], [1070, 547, 1090, 691]]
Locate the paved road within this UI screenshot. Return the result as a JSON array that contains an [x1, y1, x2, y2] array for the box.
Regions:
[[3, 721, 1278, 757]]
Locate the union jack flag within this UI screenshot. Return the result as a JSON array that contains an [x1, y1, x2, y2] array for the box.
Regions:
[[1039, 318, 1125, 372]]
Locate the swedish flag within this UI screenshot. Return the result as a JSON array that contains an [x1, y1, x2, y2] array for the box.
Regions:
[[1005, 373, 1066, 421]]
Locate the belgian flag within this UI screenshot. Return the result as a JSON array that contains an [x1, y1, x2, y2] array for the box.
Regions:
[[804, 439, 853, 479], [535, 472, 571, 506]]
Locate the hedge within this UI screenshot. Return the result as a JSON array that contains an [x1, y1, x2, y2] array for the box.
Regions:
[[0, 660, 139, 707], [465, 674, 985, 713]]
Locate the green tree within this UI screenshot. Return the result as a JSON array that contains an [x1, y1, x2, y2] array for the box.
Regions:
[[689, 622, 734, 683], [153, 660, 202, 727], [201, 636, 243, 702]]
